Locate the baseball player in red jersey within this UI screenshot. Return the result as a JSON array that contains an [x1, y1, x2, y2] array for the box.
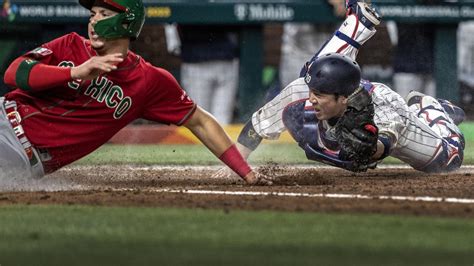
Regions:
[[1, 0, 270, 185]]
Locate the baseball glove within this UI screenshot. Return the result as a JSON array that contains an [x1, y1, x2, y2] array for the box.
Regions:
[[335, 87, 378, 171]]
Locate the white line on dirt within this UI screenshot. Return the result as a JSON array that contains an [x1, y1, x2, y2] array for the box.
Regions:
[[114, 188, 474, 204], [58, 164, 474, 204], [64, 164, 474, 171]]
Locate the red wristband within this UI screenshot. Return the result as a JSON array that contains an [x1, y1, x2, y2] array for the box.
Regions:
[[218, 144, 252, 178]]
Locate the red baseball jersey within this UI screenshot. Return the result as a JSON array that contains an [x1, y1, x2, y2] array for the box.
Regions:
[[5, 32, 196, 173]]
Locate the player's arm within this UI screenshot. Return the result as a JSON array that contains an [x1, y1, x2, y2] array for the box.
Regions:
[[237, 78, 310, 159], [4, 32, 122, 92], [236, 120, 263, 159], [184, 106, 270, 185], [373, 133, 394, 161], [4, 52, 123, 91], [4, 54, 72, 91], [302, 130, 393, 172]]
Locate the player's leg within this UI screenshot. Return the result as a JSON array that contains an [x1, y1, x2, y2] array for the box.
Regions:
[[314, 2, 381, 60], [0, 99, 41, 179], [406, 90, 466, 126], [404, 90, 464, 171], [299, 2, 381, 77], [437, 98, 465, 126]]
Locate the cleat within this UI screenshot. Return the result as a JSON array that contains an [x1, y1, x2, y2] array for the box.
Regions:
[[438, 99, 465, 126], [405, 90, 465, 126], [355, 2, 381, 28]]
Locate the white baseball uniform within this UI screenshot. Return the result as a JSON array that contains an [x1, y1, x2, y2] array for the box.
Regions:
[[247, 12, 464, 172]]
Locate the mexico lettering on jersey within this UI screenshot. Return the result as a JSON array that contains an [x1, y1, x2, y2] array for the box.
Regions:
[[59, 60, 132, 120], [5, 32, 196, 173]]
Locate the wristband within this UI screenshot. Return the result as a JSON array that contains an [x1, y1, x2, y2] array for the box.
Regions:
[[15, 59, 40, 91], [237, 120, 263, 151], [378, 134, 392, 160], [218, 144, 252, 178], [10, 57, 72, 91]]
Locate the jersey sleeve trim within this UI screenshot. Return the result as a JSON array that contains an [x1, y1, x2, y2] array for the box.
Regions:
[[176, 104, 197, 126]]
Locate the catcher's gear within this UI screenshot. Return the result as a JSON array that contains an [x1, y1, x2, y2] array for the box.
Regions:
[[304, 53, 361, 97], [282, 97, 377, 172], [79, 0, 145, 40], [406, 90, 465, 126], [335, 87, 378, 169], [304, 143, 377, 172]]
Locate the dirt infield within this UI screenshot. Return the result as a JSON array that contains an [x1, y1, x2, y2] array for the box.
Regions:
[[1, 165, 474, 218]]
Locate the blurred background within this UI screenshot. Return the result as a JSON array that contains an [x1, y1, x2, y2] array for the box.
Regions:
[[1, 0, 473, 124]]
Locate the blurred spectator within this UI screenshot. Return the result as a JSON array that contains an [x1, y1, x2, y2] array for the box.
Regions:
[[278, 0, 343, 87], [392, 23, 436, 98], [458, 21, 474, 100], [165, 24, 240, 125], [390, 0, 444, 98], [279, 23, 335, 87]]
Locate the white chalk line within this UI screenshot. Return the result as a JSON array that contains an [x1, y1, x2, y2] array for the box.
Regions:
[[114, 188, 474, 205], [58, 164, 474, 204], [63, 164, 474, 172]]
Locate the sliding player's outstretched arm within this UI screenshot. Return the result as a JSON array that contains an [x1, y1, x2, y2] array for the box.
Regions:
[[236, 78, 310, 158]]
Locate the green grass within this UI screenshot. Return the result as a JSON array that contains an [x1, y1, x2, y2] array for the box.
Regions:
[[76, 143, 309, 165], [1, 205, 473, 266], [77, 122, 474, 165]]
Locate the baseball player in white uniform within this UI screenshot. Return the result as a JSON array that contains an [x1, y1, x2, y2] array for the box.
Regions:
[[236, 1, 465, 173]]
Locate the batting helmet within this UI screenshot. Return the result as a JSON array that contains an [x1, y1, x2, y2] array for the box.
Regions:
[[304, 53, 361, 97], [79, 0, 145, 40]]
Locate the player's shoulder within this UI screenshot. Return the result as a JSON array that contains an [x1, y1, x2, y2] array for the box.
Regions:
[[283, 77, 310, 93], [43, 32, 86, 49], [67, 32, 85, 40], [288, 77, 307, 87], [57, 32, 85, 43], [371, 82, 396, 95], [138, 58, 181, 88], [370, 81, 406, 105], [140, 58, 170, 77]]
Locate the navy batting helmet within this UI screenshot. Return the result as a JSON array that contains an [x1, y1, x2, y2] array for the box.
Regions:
[[304, 53, 361, 97]]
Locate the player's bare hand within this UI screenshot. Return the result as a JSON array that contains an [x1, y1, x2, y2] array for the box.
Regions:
[[243, 171, 273, 186], [211, 167, 238, 179], [71, 53, 123, 80]]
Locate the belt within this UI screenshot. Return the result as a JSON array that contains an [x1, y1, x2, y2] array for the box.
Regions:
[[4, 100, 40, 166]]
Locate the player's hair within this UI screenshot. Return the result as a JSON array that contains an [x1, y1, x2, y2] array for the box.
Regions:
[[304, 53, 361, 97]]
